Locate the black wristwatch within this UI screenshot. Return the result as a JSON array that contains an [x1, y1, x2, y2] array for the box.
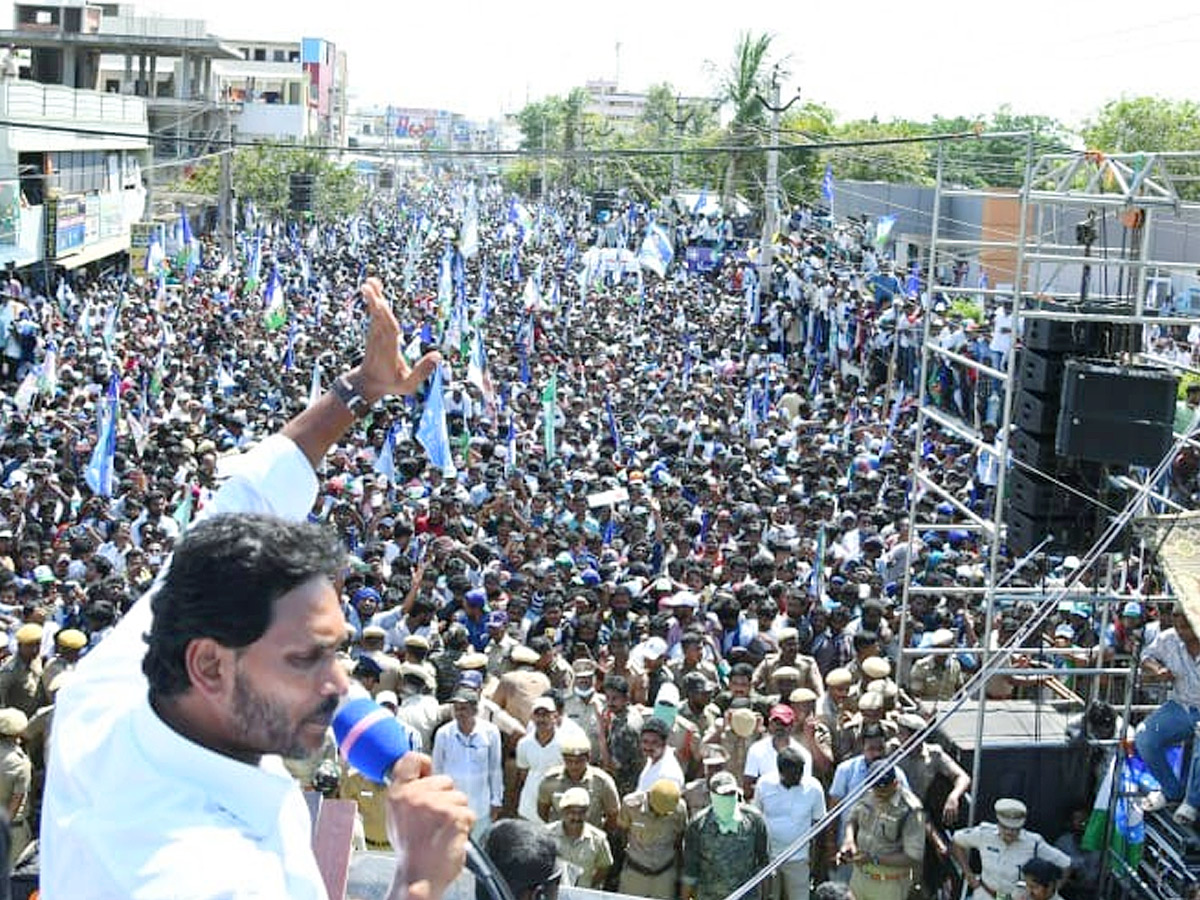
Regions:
[[332, 375, 370, 419]]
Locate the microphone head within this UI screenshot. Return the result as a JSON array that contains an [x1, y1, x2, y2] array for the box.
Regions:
[[332, 696, 410, 784]]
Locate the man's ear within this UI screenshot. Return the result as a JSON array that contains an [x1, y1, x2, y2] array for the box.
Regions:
[[184, 637, 235, 699]]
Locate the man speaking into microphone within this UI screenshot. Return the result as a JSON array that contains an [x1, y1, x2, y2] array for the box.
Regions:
[[40, 281, 471, 899]]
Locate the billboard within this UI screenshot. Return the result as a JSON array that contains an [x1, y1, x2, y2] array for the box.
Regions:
[[55, 194, 86, 256]]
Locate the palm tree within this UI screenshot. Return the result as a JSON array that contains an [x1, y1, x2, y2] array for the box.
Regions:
[[717, 32, 774, 211]]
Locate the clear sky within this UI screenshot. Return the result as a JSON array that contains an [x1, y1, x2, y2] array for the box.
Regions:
[[139, 0, 1200, 129]]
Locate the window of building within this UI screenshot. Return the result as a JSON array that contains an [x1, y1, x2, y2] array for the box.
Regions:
[[253, 48, 266, 61], [272, 49, 286, 62], [288, 51, 299, 62], [104, 79, 119, 93], [34, 10, 52, 24]]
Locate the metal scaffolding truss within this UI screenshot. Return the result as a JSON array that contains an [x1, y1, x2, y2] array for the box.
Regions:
[[897, 140, 1200, 827], [1028, 150, 1200, 210]]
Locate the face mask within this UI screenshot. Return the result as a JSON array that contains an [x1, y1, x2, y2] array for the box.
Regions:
[[653, 703, 677, 728], [711, 793, 738, 831], [574, 686, 594, 699]]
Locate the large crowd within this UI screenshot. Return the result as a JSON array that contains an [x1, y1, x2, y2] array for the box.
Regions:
[[0, 175, 1188, 900]]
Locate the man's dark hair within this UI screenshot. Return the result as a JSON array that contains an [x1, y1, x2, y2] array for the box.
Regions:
[[812, 882, 853, 900], [853, 631, 879, 652], [777, 746, 805, 782], [861, 723, 887, 743], [640, 716, 669, 739], [729, 662, 755, 681], [479, 819, 559, 900], [603, 673, 629, 695], [143, 514, 344, 700]]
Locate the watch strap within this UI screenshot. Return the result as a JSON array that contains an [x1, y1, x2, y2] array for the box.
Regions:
[[332, 375, 370, 418]]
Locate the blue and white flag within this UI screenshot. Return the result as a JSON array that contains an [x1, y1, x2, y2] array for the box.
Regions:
[[374, 426, 397, 483], [417, 367, 453, 473], [821, 164, 835, 204], [308, 359, 322, 407], [906, 261, 920, 299], [637, 224, 673, 278], [875, 215, 897, 250], [84, 374, 119, 497]]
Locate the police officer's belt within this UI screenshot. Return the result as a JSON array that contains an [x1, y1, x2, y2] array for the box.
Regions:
[[859, 863, 910, 882], [624, 855, 677, 877]]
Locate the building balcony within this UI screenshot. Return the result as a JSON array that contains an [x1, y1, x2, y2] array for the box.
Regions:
[[0, 80, 148, 151]]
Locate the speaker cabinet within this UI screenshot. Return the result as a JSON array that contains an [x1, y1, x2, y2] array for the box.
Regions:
[[1056, 361, 1178, 467]]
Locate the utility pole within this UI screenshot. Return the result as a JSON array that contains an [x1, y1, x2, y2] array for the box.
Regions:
[[218, 99, 234, 262], [664, 95, 696, 206], [756, 68, 800, 298]]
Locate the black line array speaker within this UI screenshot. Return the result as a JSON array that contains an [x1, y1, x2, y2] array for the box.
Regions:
[[1010, 428, 1056, 470], [1055, 360, 1178, 467], [1015, 350, 1064, 397], [1024, 318, 1095, 354]]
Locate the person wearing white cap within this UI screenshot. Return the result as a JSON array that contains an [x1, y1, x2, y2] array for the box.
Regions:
[[547, 786, 613, 889], [516, 696, 564, 823], [951, 798, 1071, 900]]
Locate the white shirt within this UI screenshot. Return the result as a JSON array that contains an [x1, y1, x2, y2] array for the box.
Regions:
[[1145, 627, 1200, 709], [754, 773, 827, 861], [397, 692, 444, 750], [516, 729, 563, 822], [42, 434, 328, 899], [433, 718, 504, 821], [744, 735, 812, 783], [636, 747, 685, 793], [953, 823, 1071, 900]]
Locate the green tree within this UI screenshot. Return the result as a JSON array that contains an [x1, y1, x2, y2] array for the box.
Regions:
[[932, 107, 1070, 187], [777, 101, 835, 206], [1082, 96, 1200, 153], [713, 31, 776, 210], [828, 118, 933, 185], [174, 142, 365, 221]]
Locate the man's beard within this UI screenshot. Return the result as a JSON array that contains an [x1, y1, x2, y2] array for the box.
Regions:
[[231, 668, 337, 760]]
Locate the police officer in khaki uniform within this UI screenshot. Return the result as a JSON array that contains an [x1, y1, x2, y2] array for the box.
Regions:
[[547, 786, 613, 889], [339, 762, 391, 849], [41, 628, 86, 696], [907, 630, 964, 702], [0, 624, 46, 718], [837, 761, 925, 900], [702, 700, 759, 781], [618, 778, 688, 900], [562, 660, 605, 762], [490, 644, 553, 726], [360, 625, 402, 693], [537, 734, 620, 831], [951, 799, 1072, 900], [0, 707, 31, 864]]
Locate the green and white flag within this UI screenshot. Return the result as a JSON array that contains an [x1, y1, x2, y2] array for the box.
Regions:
[[263, 266, 286, 331]]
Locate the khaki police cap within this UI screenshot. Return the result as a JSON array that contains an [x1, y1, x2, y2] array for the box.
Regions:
[[995, 798, 1027, 827], [862, 657, 891, 680], [826, 668, 852, 687]]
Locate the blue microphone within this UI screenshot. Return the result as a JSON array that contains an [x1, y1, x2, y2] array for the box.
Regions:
[[331, 696, 515, 900], [333, 697, 409, 783]]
